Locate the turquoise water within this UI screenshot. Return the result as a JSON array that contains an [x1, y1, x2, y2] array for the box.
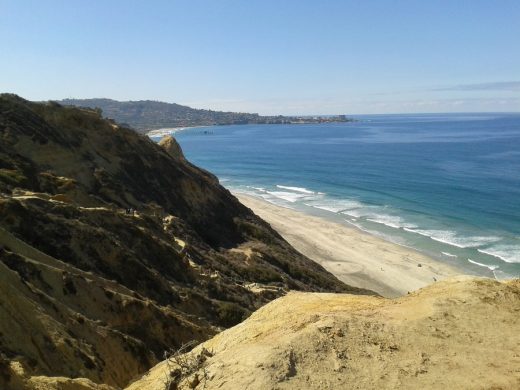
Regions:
[[151, 113, 520, 279]]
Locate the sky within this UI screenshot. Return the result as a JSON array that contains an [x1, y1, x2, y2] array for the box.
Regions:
[[1, 0, 519, 115]]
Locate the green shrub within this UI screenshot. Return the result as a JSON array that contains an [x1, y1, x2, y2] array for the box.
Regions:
[[216, 302, 248, 327]]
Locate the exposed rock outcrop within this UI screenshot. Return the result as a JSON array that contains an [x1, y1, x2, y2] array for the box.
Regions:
[[158, 135, 185, 161], [0, 94, 372, 389]]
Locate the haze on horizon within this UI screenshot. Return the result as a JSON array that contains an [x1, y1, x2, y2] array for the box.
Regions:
[[1, 0, 519, 115]]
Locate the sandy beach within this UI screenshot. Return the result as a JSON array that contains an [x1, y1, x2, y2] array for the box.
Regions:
[[235, 193, 462, 297], [146, 125, 209, 138]]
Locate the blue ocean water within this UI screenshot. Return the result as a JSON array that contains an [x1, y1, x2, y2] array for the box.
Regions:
[[151, 113, 520, 279]]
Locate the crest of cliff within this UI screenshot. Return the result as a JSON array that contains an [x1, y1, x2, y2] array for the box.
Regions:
[[0, 94, 370, 389], [128, 277, 520, 390]]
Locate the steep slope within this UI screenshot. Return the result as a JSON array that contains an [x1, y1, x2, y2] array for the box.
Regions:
[[0, 94, 371, 389], [128, 276, 520, 390]]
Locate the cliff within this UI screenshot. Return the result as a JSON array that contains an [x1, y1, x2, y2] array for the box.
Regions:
[[128, 277, 520, 390], [0, 94, 369, 389]]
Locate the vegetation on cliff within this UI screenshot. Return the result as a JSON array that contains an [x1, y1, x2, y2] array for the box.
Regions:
[[59, 98, 354, 132], [0, 94, 369, 389]]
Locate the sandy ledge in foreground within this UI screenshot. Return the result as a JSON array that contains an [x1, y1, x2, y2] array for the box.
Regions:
[[234, 193, 463, 297]]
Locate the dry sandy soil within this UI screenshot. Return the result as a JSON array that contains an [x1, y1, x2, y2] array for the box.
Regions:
[[128, 276, 520, 390]]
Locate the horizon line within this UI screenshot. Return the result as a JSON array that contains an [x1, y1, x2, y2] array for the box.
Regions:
[[40, 96, 520, 117]]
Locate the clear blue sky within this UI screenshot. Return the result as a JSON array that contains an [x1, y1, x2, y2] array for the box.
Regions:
[[1, 0, 519, 114]]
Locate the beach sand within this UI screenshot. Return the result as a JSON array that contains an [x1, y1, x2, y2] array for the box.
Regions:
[[235, 193, 462, 297]]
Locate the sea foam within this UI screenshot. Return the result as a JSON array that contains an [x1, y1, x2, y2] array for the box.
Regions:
[[403, 228, 501, 248], [346, 220, 408, 245], [478, 245, 520, 263], [276, 185, 316, 194], [493, 269, 518, 280], [467, 259, 499, 271], [305, 198, 364, 213], [441, 252, 458, 258], [248, 186, 267, 192], [366, 214, 418, 230], [266, 190, 312, 203]]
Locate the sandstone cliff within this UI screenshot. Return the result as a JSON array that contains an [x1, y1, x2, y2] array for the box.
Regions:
[[128, 277, 520, 390], [0, 95, 370, 389]]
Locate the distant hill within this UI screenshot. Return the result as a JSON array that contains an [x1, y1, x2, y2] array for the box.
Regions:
[[59, 98, 353, 132], [59, 98, 287, 132]]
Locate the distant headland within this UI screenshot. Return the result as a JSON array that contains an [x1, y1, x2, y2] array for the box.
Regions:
[[59, 98, 355, 133]]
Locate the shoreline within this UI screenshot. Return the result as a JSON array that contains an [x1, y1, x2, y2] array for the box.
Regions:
[[145, 120, 358, 138], [145, 125, 209, 138], [234, 192, 464, 297]]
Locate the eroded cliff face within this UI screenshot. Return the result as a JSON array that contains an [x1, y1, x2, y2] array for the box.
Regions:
[[0, 95, 371, 389], [127, 277, 520, 390]]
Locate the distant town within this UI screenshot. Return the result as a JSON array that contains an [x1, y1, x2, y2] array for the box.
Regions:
[[276, 115, 354, 124], [59, 98, 355, 133]]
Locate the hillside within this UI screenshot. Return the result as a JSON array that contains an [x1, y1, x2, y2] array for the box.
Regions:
[[0, 94, 370, 389], [128, 276, 520, 390], [58, 98, 287, 132], [59, 98, 354, 132]]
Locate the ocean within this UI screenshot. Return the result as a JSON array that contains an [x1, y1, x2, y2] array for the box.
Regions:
[[150, 113, 520, 280]]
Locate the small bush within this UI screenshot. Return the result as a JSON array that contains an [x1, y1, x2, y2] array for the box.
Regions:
[[163, 341, 213, 390], [216, 301, 247, 327]]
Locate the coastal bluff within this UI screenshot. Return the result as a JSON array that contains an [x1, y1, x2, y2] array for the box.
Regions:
[[129, 276, 520, 390], [1, 95, 518, 390], [0, 94, 368, 389]]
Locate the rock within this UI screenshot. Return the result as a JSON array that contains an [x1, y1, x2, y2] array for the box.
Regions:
[[158, 135, 186, 160]]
